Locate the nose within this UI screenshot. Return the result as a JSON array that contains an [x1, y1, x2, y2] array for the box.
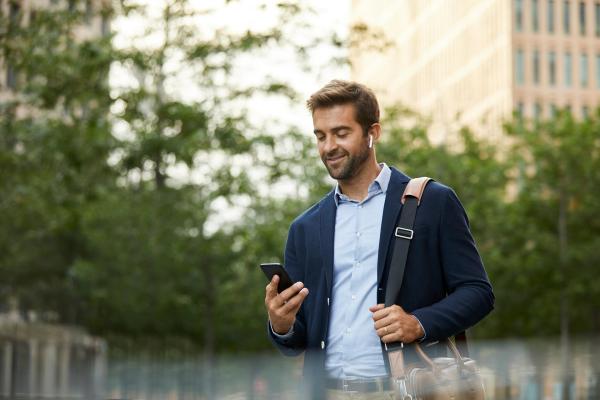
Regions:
[[321, 134, 338, 154]]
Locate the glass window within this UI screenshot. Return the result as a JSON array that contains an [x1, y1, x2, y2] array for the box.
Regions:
[[29, 10, 38, 25], [517, 102, 525, 117], [534, 50, 541, 84], [516, 0, 524, 31], [564, 52, 572, 86], [581, 53, 589, 87], [532, 0, 540, 31], [549, 0, 556, 32], [564, 0, 571, 34], [549, 51, 557, 85], [582, 105, 589, 118], [516, 50, 525, 85], [101, 15, 110, 36], [550, 103, 558, 117], [580, 1, 587, 35], [565, 104, 572, 114], [6, 2, 20, 90], [6, 65, 16, 90], [85, 0, 93, 22], [596, 3, 600, 36], [596, 54, 600, 87], [535, 102, 543, 119], [9, 1, 20, 24]]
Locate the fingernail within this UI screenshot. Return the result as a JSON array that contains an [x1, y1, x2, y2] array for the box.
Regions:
[[301, 288, 308, 295], [295, 282, 304, 289]]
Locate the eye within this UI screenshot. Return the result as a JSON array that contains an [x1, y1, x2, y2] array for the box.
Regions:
[[315, 134, 325, 142]]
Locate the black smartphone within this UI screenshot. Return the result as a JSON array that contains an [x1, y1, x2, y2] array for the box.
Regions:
[[260, 263, 295, 293]]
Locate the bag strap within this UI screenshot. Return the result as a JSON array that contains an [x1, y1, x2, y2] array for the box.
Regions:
[[384, 177, 432, 308], [385, 177, 471, 382], [385, 177, 432, 381]]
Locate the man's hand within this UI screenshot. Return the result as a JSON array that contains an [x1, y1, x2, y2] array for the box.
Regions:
[[265, 275, 309, 335], [369, 304, 424, 343]]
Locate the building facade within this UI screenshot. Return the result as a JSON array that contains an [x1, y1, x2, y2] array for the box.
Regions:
[[351, 0, 600, 140]]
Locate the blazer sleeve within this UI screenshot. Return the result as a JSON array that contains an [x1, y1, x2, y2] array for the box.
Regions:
[[411, 188, 495, 342], [267, 221, 308, 356]]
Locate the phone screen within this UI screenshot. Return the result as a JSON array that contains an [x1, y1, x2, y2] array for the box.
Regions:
[[260, 263, 295, 293]]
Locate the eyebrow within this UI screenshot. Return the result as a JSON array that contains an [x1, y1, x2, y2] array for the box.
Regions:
[[313, 125, 353, 135]]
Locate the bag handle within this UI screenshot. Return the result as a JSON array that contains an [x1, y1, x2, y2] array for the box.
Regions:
[[414, 339, 466, 376]]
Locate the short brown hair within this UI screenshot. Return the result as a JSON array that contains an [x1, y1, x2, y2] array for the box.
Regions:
[[306, 80, 380, 135]]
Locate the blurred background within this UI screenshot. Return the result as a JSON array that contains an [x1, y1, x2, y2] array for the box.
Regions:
[[0, 0, 599, 399]]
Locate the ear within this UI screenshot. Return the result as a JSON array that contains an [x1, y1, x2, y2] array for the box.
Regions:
[[368, 123, 382, 144]]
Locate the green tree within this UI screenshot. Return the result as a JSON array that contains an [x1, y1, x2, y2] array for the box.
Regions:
[[504, 110, 600, 398], [0, 4, 116, 321], [502, 110, 600, 337]]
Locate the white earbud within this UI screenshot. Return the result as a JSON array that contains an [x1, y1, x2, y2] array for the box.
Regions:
[[368, 135, 373, 148]]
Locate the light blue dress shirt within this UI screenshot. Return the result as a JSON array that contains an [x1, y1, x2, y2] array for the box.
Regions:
[[324, 163, 391, 379]]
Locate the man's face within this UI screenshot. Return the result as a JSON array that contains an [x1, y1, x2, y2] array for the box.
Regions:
[[312, 103, 370, 181]]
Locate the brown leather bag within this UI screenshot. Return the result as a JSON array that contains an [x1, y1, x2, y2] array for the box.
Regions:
[[385, 178, 485, 400], [402, 340, 485, 400]]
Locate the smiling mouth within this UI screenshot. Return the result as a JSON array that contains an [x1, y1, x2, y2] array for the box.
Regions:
[[327, 153, 346, 161], [326, 155, 345, 165]]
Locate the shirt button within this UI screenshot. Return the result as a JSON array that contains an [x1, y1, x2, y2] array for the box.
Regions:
[[346, 328, 351, 334], [358, 204, 363, 208], [351, 295, 356, 300], [356, 232, 361, 237], [355, 262, 360, 267]]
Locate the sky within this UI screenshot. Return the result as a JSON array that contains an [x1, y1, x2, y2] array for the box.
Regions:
[[108, 0, 351, 231], [110, 0, 351, 135]]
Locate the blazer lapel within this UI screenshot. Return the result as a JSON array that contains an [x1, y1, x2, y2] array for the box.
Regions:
[[319, 191, 337, 294], [377, 168, 410, 284]]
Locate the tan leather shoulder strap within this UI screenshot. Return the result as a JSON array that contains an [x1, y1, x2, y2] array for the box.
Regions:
[[401, 177, 432, 205]]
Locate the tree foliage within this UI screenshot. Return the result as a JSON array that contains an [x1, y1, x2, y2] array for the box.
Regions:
[[496, 111, 600, 337], [378, 107, 600, 339], [1, 0, 599, 359], [0, 0, 332, 355]]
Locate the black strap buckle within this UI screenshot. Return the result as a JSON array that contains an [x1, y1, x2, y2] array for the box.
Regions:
[[394, 227, 413, 240]]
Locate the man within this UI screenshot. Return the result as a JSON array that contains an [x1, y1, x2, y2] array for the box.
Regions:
[[264, 80, 494, 398]]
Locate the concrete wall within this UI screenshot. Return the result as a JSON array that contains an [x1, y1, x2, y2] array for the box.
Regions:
[[0, 320, 106, 399]]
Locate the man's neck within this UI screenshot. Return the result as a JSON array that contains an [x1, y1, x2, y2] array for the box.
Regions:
[[338, 160, 382, 202]]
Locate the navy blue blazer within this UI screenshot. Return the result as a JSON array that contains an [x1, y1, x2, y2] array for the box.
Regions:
[[269, 167, 494, 376]]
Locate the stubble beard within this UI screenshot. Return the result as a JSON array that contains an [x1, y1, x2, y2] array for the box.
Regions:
[[322, 139, 371, 181]]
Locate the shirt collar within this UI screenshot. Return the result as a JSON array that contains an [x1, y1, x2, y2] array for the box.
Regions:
[[334, 163, 391, 206]]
